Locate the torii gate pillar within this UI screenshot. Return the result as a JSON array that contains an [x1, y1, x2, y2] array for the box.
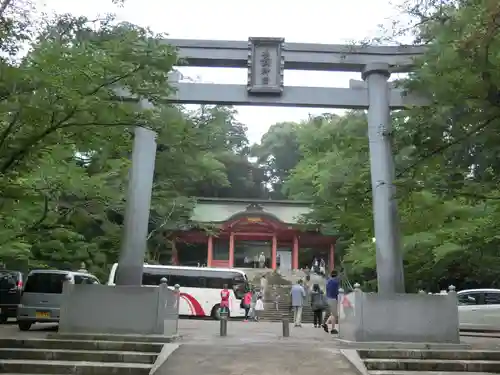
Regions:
[[363, 63, 405, 295], [115, 127, 157, 286]]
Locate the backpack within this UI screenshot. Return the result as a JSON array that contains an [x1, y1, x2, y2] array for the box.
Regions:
[[320, 293, 329, 309]]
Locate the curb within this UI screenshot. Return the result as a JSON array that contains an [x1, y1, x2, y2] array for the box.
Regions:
[[47, 333, 181, 343], [340, 348, 369, 375], [460, 332, 500, 338], [150, 343, 181, 375], [334, 339, 471, 350]]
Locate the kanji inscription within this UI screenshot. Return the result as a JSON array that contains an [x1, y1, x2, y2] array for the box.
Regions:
[[247, 37, 284, 95]]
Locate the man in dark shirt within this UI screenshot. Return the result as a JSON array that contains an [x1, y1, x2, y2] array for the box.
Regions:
[[322, 270, 339, 334]]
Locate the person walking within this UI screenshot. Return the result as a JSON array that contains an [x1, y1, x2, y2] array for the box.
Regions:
[[259, 252, 266, 268], [322, 270, 340, 334], [319, 258, 326, 276], [310, 283, 326, 328], [313, 258, 319, 274], [220, 284, 230, 315], [242, 289, 252, 321], [254, 295, 264, 321], [249, 287, 258, 321], [290, 279, 306, 327], [272, 286, 280, 311]]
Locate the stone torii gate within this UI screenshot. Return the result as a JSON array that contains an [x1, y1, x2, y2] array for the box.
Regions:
[[108, 38, 461, 344], [116, 38, 427, 297]]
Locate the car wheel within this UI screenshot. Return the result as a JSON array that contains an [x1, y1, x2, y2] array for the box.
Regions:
[[18, 321, 32, 331], [0, 314, 7, 324], [211, 304, 221, 320]]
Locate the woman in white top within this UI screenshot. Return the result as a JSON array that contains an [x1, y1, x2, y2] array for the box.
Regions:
[[254, 295, 264, 321]]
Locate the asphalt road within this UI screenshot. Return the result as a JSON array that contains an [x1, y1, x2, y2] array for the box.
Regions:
[[0, 319, 57, 338]]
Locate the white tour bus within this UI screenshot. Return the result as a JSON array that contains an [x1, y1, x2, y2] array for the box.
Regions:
[[107, 264, 248, 319]]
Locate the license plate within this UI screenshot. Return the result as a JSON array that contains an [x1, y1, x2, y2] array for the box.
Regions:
[[35, 311, 50, 319]]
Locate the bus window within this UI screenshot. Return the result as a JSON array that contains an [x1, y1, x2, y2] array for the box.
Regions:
[[142, 272, 165, 286], [206, 277, 224, 289], [232, 279, 248, 299], [197, 277, 207, 288]]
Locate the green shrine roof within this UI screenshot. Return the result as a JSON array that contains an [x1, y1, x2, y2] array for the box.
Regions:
[[191, 197, 312, 225]]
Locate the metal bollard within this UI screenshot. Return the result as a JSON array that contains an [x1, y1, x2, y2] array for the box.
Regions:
[[282, 314, 290, 337], [219, 310, 228, 337]]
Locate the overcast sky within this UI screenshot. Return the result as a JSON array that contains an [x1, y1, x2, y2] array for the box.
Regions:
[[38, 0, 406, 144]]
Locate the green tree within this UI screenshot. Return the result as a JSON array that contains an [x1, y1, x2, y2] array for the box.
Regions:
[[284, 0, 500, 291], [189, 105, 269, 199], [286, 110, 500, 292], [0, 3, 227, 276], [252, 121, 302, 199]]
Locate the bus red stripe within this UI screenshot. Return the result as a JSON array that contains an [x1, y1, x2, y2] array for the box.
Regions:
[[180, 292, 205, 316]]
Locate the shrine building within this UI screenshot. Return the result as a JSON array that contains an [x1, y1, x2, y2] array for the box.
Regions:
[[171, 198, 337, 271]]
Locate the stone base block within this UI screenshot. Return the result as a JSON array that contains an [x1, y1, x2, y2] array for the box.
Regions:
[[59, 284, 179, 335], [339, 290, 459, 343]]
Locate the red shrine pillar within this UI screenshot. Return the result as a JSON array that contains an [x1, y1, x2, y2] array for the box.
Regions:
[[271, 235, 277, 269], [329, 243, 335, 271], [207, 235, 213, 267], [228, 233, 235, 268], [292, 235, 299, 270]]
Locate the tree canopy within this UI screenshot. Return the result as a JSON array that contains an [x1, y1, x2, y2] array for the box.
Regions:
[[281, 0, 500, 291], [0, 0, 269, 278]]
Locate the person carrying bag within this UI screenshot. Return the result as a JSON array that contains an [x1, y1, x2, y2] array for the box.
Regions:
[[310, 283, 327, 328]]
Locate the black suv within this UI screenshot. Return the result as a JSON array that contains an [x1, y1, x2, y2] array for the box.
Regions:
[[0, 270, 23, 323]]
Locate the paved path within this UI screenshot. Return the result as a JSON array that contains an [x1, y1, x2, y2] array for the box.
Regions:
[[164, 343, 351, 375], [162, 320, 500, 375], [0, 320, 57, 338], [178, 319, 336, 344], [164, 320, 355, 375]]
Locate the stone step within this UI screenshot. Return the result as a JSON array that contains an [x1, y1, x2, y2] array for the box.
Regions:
[[0, 338, 162, 353], [48, 333, 178, 343], [0, 348, 157, 364], [259, 309, 314, 314], [360, 349, 500, 361], [259, 307, 316, 322], [0, 359, 151, 375], [363, 358, 500, 372], [369, 372, 498, 375]]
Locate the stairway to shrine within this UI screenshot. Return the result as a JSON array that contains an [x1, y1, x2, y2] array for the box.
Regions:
[[237, 268, 329, 324], [260, 301, 315, 324], [238, 268, 308, 285]]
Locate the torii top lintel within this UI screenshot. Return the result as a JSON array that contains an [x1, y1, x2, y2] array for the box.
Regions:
[[163, 38, 426, 73]]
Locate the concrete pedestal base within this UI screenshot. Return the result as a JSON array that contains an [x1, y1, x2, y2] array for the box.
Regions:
[[59, 284, 179, 335], [339, 290, 459, 343]]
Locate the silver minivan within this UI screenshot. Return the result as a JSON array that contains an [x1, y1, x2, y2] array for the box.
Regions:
[[17, 269, 100, 331]]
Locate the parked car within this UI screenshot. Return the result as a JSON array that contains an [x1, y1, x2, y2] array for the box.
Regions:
[[0, 270, 24, 323], [17, 269, 100, 331], [457, 288, 500, 327]]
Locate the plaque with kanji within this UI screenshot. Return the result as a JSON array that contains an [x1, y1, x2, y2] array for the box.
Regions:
[[247, 37, 284, 95]]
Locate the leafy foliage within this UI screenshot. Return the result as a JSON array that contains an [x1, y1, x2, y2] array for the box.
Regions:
[[281, 0, 500, 292], [0, 1, 266, 278], [252, 121, 302, 199]]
